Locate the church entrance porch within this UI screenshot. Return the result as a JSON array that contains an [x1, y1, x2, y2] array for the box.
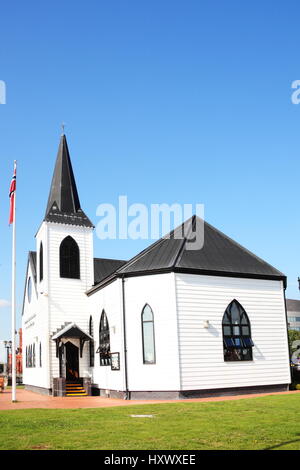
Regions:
[[52, 322, 93, 397], [65, 341, 79, 381]]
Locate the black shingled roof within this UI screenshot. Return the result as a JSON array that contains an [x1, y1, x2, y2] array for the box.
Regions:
[[44, 134, 93, 228], [29, 251, 37, 284], [87, 215, 286, 295], [93, 258, 127, 285], [117, 216, 285, 278]]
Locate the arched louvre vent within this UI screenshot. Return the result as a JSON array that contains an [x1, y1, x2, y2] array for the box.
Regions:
[[59, 236, 80, 279]]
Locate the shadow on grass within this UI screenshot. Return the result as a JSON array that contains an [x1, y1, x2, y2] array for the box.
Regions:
[[263, 438, 300, 450]]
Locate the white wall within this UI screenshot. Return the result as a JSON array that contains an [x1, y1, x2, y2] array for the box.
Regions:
[[124, 273, 180, 392], [88, 278, 125, 392], [89, 272, 180, 393], [175, 273, 291, 391], [22, 256, 49, 389], [46, 223, 94, 383], [23, 221, 95, 390]]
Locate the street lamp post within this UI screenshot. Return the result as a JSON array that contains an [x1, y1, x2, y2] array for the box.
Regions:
[[3, 340, 12, 381]]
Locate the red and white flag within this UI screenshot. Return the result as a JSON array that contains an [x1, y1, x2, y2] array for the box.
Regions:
[[9, 161, 16, 225]]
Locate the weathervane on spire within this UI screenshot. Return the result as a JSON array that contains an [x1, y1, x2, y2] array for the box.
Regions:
[[61, 122, 65, 135]]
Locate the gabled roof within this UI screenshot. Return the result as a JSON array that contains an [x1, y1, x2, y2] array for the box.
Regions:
[[21, 251, 38, 316], [87, 215, 286, 295], [52, 322, 92, 341], [44, 134, 93, 228], [28, 251, 37, 284], [94, 258, 127, 285]]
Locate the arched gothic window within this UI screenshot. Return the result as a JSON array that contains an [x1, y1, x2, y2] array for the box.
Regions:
[[39, 242, 43, 282], [222, 300, 254, 362], [99, 311, 111, 366], [89, 316, 94, 367], [39, 342, 42, 368], [59, 236, 80, 279], [28, 345, 32, 368], [141, 304, 156, 364], [33, 343, 36, 368], [27, 277, 32, 303]]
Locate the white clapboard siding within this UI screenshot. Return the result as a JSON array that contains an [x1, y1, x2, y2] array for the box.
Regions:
[[124, 273, 181, 391], [47, 224, 94, 383], [22, 250, 50, 389], [88, 278, 125, 392], [175, 273, 291, 390]]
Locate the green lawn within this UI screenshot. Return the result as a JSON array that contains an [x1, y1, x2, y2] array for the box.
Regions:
[[0, 394, 300, 450]]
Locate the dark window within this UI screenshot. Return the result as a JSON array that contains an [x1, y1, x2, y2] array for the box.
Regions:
[[141, 304, 156, 364], [89, 316, 94, 367], [222, 300, 254, 362], [28, 345, 32, 368], [33, 343, 36, 368], [39, 342, 42, 367], [27, 277, 32, 303], [99, 310, 111, 366], [39, 242, 43, 282], [59, 236, 80, 279]]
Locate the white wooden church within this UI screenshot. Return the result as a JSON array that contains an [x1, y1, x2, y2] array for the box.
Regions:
[[22, 135, 291, 398]]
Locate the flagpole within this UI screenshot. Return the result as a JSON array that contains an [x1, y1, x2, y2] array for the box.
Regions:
[[11, 160, 17, 402]]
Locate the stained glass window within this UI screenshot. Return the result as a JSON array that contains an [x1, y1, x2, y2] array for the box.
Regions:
[[222, 300, 253, 362], [142, 304, 156, 364], [99, 311, 111, 366]]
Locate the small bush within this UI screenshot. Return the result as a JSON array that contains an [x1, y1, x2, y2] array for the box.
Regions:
[[290, 382, 300, 390]]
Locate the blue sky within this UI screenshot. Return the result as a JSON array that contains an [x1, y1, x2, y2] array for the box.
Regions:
[[0, 0, 299, 360]]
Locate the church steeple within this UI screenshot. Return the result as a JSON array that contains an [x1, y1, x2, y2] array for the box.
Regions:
[[44, 134, 93, 228]]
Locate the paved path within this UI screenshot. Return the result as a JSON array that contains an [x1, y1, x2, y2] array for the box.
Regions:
[[0, 389, 299, 410]]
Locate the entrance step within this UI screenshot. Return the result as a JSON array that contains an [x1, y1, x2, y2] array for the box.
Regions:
[[66, 382, 88, 397]]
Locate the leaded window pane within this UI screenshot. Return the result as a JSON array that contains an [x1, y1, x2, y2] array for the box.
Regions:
[[99, 311, 111, 366], [242, 337, 254, 348], [223, 326, 231, 336], [142, 322, 155, 363], [89, 316, 94, 367], [234, 338, 242, 348], [39, 243, 43, 282], [142, 304, 156, 364], [242, 326, 250, 336], [27, 277, 32, 303], [142, 305, 154, 322], [230, 303, 240, 324], [233, 326, 240, 335], [224, 337, 235, 348], [222, 300, 253, 362]]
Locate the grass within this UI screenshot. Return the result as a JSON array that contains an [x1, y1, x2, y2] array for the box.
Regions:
[[6, 385, 25, 390], [0, 394, 300, 450]]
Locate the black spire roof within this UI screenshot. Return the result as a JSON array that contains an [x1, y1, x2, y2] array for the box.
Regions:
[[44, 134, 93, 227]]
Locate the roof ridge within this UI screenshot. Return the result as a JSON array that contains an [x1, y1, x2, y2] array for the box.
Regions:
[[201, 217, 285, 276], [173, 216, 194, 267], [94, 257, 127, 263], [115, 219, 191, 274]]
